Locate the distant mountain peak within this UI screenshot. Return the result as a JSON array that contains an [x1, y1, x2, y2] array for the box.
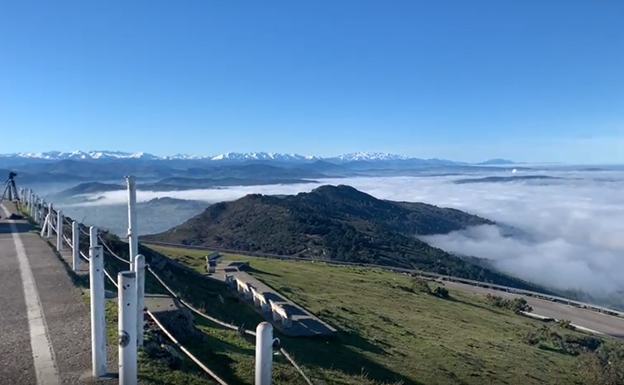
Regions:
[[209, 152, 319, 161], [329, 152, 410, 162], [477, 158, 516, 165], [0, 149, 513, 166]]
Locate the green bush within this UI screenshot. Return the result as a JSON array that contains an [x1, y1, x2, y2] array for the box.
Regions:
[[485, 294, 532, 313]]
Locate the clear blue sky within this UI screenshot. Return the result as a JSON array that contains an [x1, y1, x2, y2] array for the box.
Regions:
[[1, 1, 622, 163]]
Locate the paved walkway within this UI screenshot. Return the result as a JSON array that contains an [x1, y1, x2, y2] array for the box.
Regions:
[[0, 201, 103, 384]]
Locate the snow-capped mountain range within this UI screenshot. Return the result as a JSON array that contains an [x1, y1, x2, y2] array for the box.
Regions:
[[0, 150, 514, 165]]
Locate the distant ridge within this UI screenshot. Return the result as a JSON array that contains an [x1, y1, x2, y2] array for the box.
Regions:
[[0, 150, 514, 165], [141, 184, 550, 294], [476, 158, 516, 165]]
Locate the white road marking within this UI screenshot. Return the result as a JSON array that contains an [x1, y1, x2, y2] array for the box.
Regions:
[[1, 204, 60, 385]]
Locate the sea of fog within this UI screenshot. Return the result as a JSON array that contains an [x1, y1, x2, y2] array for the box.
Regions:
[[56, 170, 624, 298]]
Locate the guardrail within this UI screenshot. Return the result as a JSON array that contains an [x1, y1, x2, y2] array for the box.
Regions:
[[142, 240, 624, 319], [17, 182, 310, 385], [20, 182, 312, 385]]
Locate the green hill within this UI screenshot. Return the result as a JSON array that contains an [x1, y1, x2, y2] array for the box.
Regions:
[[142, 184, 551, 293]]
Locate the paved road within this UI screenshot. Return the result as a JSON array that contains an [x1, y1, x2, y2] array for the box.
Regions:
[[0, 201, 105, 384], [147, 240, 624, 340], [441, 280, 624, 339]]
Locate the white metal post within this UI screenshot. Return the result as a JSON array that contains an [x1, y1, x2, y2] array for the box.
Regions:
[[30, 193, 35, 217], [255, 322, 273, 385], [72, 221, 80, 271], [125, 176, 138, 271], [90, 226, 98, 248], [34, 198, 39, 224], [56, 210, 64, 251], [40, 214, 50, 238], [118, 271, 137, 385], [39, 199, 45, 224], [134, 254, 145, 346], [89, 245, 107, 377], [38, 200, 45, 224], [47, 203, 53, 238], [32, 197, 37, 222]]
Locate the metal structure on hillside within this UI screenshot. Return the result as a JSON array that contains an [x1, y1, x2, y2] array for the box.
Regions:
[[1, 171, 20, 205]]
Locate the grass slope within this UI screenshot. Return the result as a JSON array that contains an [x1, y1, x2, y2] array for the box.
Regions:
[[147, 244, 623, 385]]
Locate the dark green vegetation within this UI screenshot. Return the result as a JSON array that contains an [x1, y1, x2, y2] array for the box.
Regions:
[[143, 184, 552, 294], [485, 293, 533, 313], [410, 276, 451, 298], [149, 244, 624, 385]]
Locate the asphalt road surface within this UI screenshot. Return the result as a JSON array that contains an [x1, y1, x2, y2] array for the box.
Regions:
[[0, 202, 108, 384], [442, 280, 624, 339]]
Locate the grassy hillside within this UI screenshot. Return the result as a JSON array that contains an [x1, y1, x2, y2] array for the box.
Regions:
[[146, 244, 624, 385], [142, 185, 551, 293]]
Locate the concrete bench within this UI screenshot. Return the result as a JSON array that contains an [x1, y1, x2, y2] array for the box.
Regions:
[[268, 299, 292, 329], [234, 277, 253, 300], [250, 287, 270, 313]]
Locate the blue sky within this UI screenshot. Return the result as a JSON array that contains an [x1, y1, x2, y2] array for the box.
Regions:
[[1, 1, 622, 163]]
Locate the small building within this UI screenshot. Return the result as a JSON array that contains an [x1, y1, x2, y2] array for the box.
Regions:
[[205, 252, 222, 274]]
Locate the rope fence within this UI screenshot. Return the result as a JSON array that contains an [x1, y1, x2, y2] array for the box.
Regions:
[[53, 198, 313, 384]]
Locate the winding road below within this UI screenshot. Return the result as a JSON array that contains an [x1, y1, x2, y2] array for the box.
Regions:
[[441, 280, 624, 340]]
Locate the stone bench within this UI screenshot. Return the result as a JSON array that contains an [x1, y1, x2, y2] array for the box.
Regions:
[[234, 277, 253, 300], [225, 274, 292, 329], [269, 299, 292, 329], [250, 287, 270, 313]]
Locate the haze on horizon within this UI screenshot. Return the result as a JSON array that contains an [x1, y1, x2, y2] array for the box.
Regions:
[[1, 1, 622, 163], [55, 169, 624, 303]]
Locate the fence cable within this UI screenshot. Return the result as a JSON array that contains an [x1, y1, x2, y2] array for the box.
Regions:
[[56, 212, 311, 385], [61, 226, 230, 385]]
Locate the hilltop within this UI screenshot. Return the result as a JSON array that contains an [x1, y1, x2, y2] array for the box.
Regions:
[[142, 185, 549, 293]]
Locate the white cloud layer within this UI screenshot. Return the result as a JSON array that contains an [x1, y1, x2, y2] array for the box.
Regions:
[[68, 170, 624, 297]]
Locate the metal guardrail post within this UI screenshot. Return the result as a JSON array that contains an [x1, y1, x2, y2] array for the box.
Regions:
[[125, 175, 138, 272], [56, 210, 63, 251], [90, 226, 98, 248], [40, 214, 50, 238], [255, 322, 273, 385], [30, 193, 36, 218], [38, 199, 45, 224], [118, 271, 137, 385], [72, 221, 80, 271], [134, 254, 145, 346], [89, 245, 107, 377], [47, 203, 53, 238]]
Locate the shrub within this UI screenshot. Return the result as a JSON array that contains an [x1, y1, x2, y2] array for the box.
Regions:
[[411, 276, 432, 294], [433, 286, 449, 299], [485, 294, 532, 313]]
